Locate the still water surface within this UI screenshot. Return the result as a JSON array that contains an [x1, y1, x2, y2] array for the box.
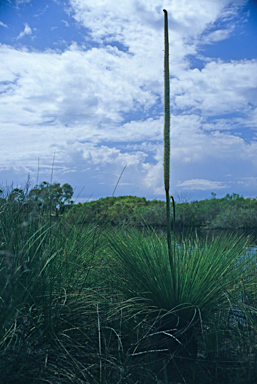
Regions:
[[151, 226, 257, 252], [173, 227, 257, 246]]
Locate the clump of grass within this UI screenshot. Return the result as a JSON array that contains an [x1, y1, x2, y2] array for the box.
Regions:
[[0, 185, 112, 383], [1, 182, 168, 383], [103, 227, 257, 381], [105, 228, 255, 318]]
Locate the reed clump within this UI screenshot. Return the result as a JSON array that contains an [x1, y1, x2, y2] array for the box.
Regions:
[[1, 181, 257, 383]]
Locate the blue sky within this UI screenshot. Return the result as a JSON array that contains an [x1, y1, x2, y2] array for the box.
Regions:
[[0, 0, 257, 202]]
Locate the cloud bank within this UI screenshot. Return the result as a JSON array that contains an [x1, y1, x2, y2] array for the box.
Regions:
[[0, 0, 256, 201]]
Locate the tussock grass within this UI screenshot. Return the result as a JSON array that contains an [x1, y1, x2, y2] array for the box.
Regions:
[[105, 229, 254, 316], [1, 187, 257, 383]]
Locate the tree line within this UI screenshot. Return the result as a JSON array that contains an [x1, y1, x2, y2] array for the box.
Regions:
[[1, 183, 257, 229], [66, 193, 257, 229]]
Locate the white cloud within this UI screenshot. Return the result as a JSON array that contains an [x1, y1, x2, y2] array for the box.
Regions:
[[62, 20, 70, 27], [176, 179, 227, 190], [16, 0, 32, 3], [0, 43, 157, 130], [81, 145, 147, 167], [201, 28, 233, 44], [0, 0, 256, 199], [33, 5, 49, 18], [171, 59, 257, 115], [17, 23, 32, 39], [67, 0, 246, 71], [0, 21, 8, 28]]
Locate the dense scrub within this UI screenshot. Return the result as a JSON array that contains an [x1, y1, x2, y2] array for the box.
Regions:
[[66, 193, 257, 229], [66, 195, 164, 226], [1, 186, 257, 383]]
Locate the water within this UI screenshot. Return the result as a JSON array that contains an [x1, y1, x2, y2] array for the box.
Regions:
[[171, 227, 257, 246]]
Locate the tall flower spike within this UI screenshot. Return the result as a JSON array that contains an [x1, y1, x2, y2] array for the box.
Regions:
[[163, 9, 174, 278], [163, 9, 170, 194]]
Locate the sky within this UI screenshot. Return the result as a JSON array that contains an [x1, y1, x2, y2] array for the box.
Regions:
[[0, 0, 257, 202]]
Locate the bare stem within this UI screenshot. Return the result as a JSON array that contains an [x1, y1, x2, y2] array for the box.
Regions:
[[163, 9, 173, 275]]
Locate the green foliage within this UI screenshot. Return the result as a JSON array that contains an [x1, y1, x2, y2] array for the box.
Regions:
[[175, 193, 257, 229], [0, 185, 113, 383], [104, 227, 257, 380], [28, 181, 74, 216], [132, 203, 167, 227], [105, 228, 255, 319], [66, 193, 257, 230], [211, 206, 257, 229], [66, 195, 162, 226], [1, 184, 257, 383], [0, 191, 101, 334]]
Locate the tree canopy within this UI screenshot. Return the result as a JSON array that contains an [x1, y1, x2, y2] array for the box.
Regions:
[[28, 182, 74, 215], [0, 182, 74, 217]]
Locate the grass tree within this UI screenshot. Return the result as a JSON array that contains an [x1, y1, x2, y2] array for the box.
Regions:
[[105, 9, 257, 363]]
